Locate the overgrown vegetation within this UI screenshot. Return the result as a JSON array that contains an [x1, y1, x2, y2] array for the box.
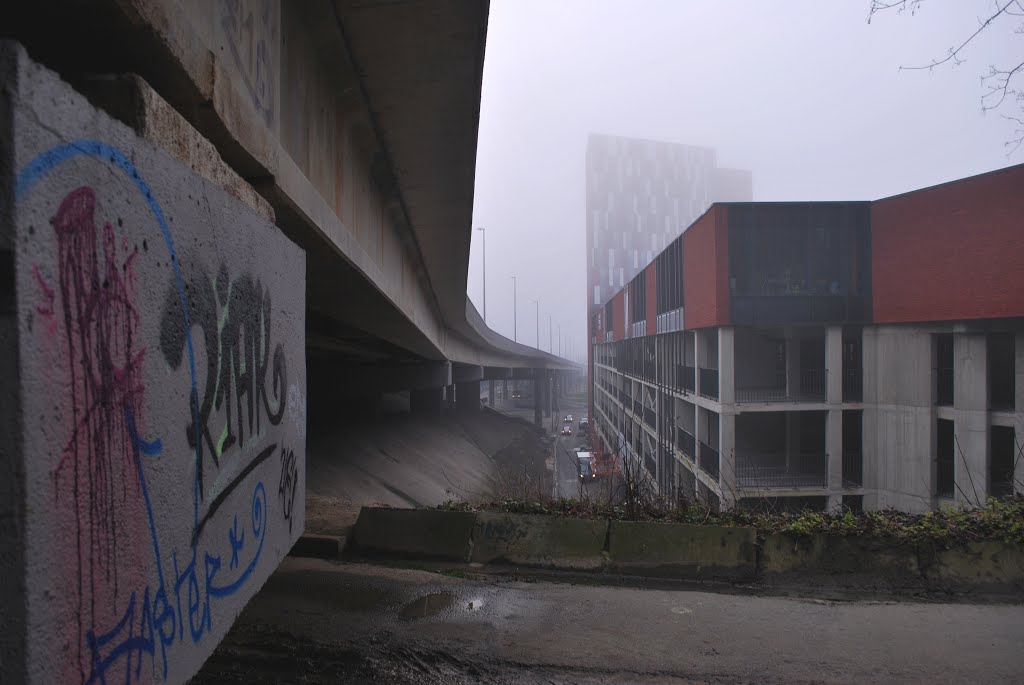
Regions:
[[438, 495, 1024, 547]]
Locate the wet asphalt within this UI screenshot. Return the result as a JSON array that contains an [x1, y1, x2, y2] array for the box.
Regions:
[[193, 557, 1024, 684]]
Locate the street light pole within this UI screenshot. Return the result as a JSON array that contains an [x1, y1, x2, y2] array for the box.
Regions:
[[547, 314, 552, 353], [510, 275, 517, 342], [476, 226, 486, 323], [531, 298, 540, 349]]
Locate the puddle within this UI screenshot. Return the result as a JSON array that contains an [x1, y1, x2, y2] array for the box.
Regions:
[[399, 592, 456, 620]]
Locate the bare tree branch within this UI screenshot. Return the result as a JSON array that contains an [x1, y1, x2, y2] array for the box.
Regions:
[[869, 0, 1024, 154]]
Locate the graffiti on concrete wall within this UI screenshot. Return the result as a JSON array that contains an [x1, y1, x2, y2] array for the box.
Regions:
[[17, 139, 303, 685], [220, 0, 277, 127]]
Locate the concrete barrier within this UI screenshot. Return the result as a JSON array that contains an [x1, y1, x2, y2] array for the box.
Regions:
[[350, 507, 477, 561], [761, 533, 921, 589], [470, 512, 608, 569], [919, 541, 1024, 593], [3, 43, 306, 685], [607, 521, 757, 579]]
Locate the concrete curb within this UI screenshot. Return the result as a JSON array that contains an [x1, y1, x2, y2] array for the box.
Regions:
[[290, 534, 342, 560]]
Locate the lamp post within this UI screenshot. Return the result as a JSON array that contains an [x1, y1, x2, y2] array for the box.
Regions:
[[475, 226, 486, 323], [547, 314, 552, 353], [531, 298, 540, 349], [509, 275, 517, 342], [558, 324, 562, 357]]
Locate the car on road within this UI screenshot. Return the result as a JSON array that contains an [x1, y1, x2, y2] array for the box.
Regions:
[[577, 452, 596, 480], [563, 414, 574, 423], [578, 417, 589, 432], [561, 425, 572, 436]]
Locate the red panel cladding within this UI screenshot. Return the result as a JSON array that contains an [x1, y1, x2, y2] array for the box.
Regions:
[[613, 292, 625, 340], [645, 261, 657, 333], [683, 206, 730, 328], [872, 164, 1024, 323]]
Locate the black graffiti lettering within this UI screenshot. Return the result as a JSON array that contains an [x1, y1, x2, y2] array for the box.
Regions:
[[160, 263, 287, 500], [278, 446, 298, 532]]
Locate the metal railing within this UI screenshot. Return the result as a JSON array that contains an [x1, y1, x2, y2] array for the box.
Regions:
[[699, 367, 719, 400], [736, 455, 827, 488], [643, 406, 656, 428], [842, 368, 863, 402], [798, 367, 826, 400], [735, 385, 789, 402], [735, 367, 826, 403], [698, 441, 720, 480], [677, 428, 696, 460], [842, 450, 863, 488], [678, 365, 696, 393]]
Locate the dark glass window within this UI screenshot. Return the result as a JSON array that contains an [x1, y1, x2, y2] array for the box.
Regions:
[[990, 426, 1016, 499], [936, 335, 954, 406]]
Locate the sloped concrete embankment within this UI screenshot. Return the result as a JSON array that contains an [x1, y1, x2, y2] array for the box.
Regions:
[[336, 508, 1024, 596]]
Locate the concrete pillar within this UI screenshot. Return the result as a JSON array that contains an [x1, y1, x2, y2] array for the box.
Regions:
[[534, 376, 543, 426], [719, 411, 736, 508], [503, 379, 508, 406], [718, 327, 735, 405], [785, 330, 800, 400], [410, 387, 442, 417], [488, 380, 495, 407], [826, 325, 843, 405], [694, 330, 703, 396], [456, 381, 481, 414], [827, 408, 843, 510], [954, 333, 989, 506]]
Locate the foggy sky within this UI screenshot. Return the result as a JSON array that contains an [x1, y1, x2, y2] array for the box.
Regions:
[[467, 0, 1019, 363]]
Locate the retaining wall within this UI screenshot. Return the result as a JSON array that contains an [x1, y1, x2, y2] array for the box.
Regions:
[[2, 43, 306, 685], [347, 507, 1024, 595]]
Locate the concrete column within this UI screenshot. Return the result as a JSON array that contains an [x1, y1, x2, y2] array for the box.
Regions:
[[827, 409, 843, 510], [534, 376, 543, 427], [719, 411, 736, 507], [785, 330, 800, 400], [503, 379, 508, 407], [455, 381, 481, 414], [694, 330, 703, 396], [488, 380, 495, 407], [826, 325, 843, 405], [718, 327, 735, 405], [953, 333, 989, 506], [410, 387, 442, 417]]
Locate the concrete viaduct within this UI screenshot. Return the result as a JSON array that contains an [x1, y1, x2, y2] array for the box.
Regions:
[[0, 1, 576, 683]]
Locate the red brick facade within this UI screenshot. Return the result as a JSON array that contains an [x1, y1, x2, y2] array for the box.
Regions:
[[645, 262, 657, 332], [683, 206, 730, 329], [872, 164, 1024, 324]]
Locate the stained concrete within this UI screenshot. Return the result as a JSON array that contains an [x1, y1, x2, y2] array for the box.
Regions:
[[3, 42, 305, 685]]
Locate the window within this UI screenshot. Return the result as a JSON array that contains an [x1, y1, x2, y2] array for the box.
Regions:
[[936, 419, 954, 498], [936, 334, 954, 406]]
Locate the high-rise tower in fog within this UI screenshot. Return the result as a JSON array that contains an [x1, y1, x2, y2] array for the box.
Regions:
[[585, 134, 752, 424], [585, 134, 752, 312]]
